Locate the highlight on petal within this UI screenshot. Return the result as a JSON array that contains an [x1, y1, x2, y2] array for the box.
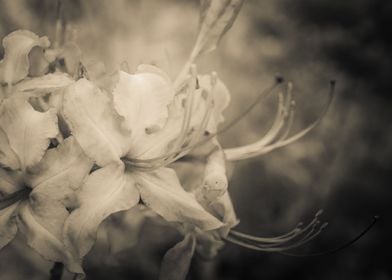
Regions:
[[134, 167, 223, 231], [159, 234, 196, 280], [112, 65, 174, 156], [0, 30, 50, 85], [17, 197, 83, 274], [0, 95, 58, 170], [63, 78, 130, 166], [26, 137, 93, 206], [64, 164, 139, 259]]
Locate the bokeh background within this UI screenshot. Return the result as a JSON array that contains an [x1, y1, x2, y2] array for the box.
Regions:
[[0, 0, 391, 279]]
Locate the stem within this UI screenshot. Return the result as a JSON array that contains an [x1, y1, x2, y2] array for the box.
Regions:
[[50, 262, 64, 280]]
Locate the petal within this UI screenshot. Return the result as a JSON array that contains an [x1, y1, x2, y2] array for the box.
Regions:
[[134, 168, 223, 231], [198, 75, 230, 132], [64, 164, 139, 259], [0, 95, 58, 170], [0, 128, 20, 170], [208, 192, 239, 237], [26, 136, 93, 206], [0, 202, 19, 250], [63, 78, 130, 166], [0, 30, 50, 85], [194, 0, 244, 56], [159, 234, 196, 280], [15, 73, 74, 94], [17, 197, 83, 274], [0, 168, 24, 196], [112, 66, 174, 156]]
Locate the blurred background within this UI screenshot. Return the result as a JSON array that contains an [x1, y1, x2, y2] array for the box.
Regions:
[[0, 0, 391, 279]]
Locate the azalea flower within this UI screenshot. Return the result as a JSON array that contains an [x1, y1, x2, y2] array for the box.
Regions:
[[0, 29, 93, 275], [62, 64, 232, 265]]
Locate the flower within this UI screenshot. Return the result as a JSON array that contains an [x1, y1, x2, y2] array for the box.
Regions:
[[62, 64, 234, 264]]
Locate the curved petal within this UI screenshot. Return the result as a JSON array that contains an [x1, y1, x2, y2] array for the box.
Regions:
[[63, 78, 130, 166], [26, 137, 93, 206], [17, 197, 83, 274], [0, 30, 50, 85], [0, 202, 19, 250], [159, 234, 196, 280], [0, 95, 58, 171], [134, 167, 223, 231], [112, 66, 174, 157], [64, 164, 139, 259]]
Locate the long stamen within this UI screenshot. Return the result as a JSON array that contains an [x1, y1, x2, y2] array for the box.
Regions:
[[224, 210, 327, 252], [225, 80, 335, 161], [123, 77, 283, 170]]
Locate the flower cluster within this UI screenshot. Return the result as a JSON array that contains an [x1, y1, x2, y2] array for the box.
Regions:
[[0, 1, 333, 279]]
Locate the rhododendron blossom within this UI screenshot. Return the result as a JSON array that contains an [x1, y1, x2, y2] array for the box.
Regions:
[[0, 1, 337, 279]]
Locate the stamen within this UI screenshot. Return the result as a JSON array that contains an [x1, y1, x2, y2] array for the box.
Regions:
[[280, 215, 378, 257], [123, 77, 283, 170], [225, 80, 335, 161], [224, 210, 327, 252]]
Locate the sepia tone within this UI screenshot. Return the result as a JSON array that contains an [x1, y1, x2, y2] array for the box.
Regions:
[[0, 1, 390, 280]]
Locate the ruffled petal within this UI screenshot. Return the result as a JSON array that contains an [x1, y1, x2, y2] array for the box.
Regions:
[[64, 164, 139, 259], [134, 167, 223, 231], [159, 234, 196, 280], [0, 30, 50, 85], [17, 197, 83, 274], [0, 95, 58, 171], [112, 66, 174, 157], [26, 137, 93, 206], [63, 78, 130, 166]]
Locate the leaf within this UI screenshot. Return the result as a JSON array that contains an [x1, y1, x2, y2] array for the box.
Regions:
[[26, 136, 93, 206], [63, 78, 131, 166], [64, 164, 139, 258], [159, 234, 196, 280], [112, 66, 174, 157], [0, 95, 58, 171], [192, 0, 244, 59], [0, 30, 50, 85], [0, 202, 19, 250], [134, 167, 223, 231], [17, 197, 83, 274]]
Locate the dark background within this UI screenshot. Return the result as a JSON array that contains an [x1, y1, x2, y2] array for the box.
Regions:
[[0, 1, 391, 279]]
